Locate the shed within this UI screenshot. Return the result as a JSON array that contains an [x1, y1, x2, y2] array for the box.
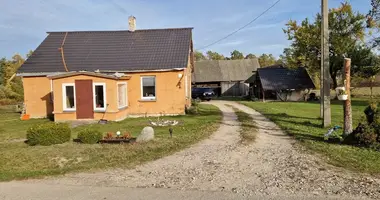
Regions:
[[193, 59, 260, 96], [254, 66, 316, 101]]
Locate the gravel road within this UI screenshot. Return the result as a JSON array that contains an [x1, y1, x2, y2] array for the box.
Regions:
[[1, 101, 379, 200]]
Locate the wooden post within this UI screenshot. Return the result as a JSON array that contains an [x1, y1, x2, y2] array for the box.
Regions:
[[262, 88, 265, 102], [322, 0, 331, 127], [343, 58, 353, 135]]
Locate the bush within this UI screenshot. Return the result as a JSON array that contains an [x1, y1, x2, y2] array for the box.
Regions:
[[356, 125, 378, 147], [186, 100, 200, 115], [344, 123, 379, 147], [77, 129, 103, 144], [26, 123, 71, 146]]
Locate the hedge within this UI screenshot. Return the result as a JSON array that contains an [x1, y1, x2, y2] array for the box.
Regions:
[[77, 128, 103, 144], [26, 123, 71, 146]]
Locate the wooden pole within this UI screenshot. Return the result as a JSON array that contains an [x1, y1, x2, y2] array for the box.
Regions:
[[262, 89, 265, 102], [343, 58, 353, 135], [322, 0, 331, 127]]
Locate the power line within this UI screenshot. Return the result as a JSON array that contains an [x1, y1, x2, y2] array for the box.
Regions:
[[197, 0, 282, 50]]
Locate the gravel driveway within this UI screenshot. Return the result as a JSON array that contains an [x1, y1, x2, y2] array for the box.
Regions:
[[1, 101, 379, 200]]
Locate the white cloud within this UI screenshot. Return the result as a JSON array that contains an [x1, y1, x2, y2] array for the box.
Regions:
[[259, 44, 287, 50], [218, 40, 245, 46]]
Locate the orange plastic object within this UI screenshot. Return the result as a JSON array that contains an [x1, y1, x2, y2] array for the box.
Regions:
[[21, 114, 30, 121]]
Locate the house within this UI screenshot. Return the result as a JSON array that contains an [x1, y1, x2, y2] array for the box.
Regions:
[[253, 65, 315, 101], [17, 16, 194, 122], [192, 59, 260, 96]]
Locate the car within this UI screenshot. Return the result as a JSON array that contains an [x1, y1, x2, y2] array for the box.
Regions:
[[191, 87, 215, 101]]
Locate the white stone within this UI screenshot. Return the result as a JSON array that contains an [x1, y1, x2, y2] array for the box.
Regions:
[[136, 126, 154, 142]]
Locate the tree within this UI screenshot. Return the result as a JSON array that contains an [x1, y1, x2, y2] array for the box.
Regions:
[[283, 2, 368, 89], [206, 51, 225, 60], [194, 51, 206, 61], [245, 53, 257, 59], [258, 53, 277, 67], [368, 0, 380, 48], [230, 50, 244, 60], [350, 47, 380, 98], [26, 50, 34, 58], [0, 53, 26, 101]]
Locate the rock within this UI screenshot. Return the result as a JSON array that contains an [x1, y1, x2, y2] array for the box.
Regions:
[[136, 127, 154, 142]]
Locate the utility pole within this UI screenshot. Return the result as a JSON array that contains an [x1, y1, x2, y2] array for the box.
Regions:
[[322, 0, 331, 127], [320, 2, 324, 118], [343, 58, 353, 135]]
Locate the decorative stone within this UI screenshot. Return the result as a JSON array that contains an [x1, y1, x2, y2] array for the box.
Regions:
[[136, 126, 154, 142]]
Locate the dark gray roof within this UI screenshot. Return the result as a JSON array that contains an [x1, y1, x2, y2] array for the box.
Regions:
[[18, 28, 193, 73], [258, 67, 315, 91], [193, 59, 260, 83]]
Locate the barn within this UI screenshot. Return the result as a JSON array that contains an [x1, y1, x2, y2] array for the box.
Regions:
[[192, 59, 260, 97], [252, 66, 316, 101]]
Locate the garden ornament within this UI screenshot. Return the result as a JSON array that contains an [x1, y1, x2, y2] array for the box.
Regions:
[[169, 127, 173, 138], [324, 126, 342, 140]]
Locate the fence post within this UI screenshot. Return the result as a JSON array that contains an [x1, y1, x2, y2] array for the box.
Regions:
[[343, 58, 353, 135]]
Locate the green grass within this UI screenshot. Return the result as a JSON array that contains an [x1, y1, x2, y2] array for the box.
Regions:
[[230, 106, 257, 144], [0, 104, 222, 181], [0, 106, 50, 141], [241, 98, 380, 174]]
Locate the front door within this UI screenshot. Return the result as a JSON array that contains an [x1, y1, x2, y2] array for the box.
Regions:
[[75, 80, 94, 119]]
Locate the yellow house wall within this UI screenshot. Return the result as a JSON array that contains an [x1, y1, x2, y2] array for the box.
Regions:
[[127, 70, 186, 116], [22, 76, 53, 118], [52, 75, 123, 121], [51, 70, 187, 121]]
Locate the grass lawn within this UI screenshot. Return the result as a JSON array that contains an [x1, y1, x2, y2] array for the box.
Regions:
[[0, 105, 50, 141], [230, 106, 257, 144], [0, 104, 221, 181], [241, 98, 380, 174]]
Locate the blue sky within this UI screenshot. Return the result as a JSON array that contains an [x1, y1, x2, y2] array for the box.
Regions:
[[0, 0, 372, 59]]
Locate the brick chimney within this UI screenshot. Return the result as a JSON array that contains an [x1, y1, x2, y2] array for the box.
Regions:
[[128, 16, 136, 32]]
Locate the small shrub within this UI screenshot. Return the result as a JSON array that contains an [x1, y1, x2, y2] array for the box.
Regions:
[[357, 126, 378, 147], [186, 100, 200, 115], [344, 123, 378, 147], [185, 106, 198, 115], [364, 102, 378, 124], [77, 129, 103, 144], [26, 123, 71, 146]]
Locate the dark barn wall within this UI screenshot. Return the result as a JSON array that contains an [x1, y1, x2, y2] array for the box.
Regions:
[[221, 81, 249, 96]]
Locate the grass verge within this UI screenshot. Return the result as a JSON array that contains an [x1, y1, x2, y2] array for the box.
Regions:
[[241, 99, 380, 174], [225, 104, 257, 144], [0, 104, 222, 181], [233, 107, 257, 144]]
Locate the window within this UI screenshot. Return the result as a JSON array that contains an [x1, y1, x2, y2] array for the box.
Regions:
[[117, 82, 127, 108], [62, 83, 76, 111], [93, 83, 106, 111], [141, 76, 156, 100]]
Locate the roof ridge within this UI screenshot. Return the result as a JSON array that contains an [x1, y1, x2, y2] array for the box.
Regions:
[[47, 27, 193, 34]]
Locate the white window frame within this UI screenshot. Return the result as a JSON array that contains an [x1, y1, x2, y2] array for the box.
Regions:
[[117, 82, 128, 109], [62, 83, 76, 111], [93, 82, 107, 112], [141, 76, 156, 100]]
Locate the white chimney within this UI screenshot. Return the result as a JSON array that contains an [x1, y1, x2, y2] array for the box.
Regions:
[[128, 16, 136, 32]]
